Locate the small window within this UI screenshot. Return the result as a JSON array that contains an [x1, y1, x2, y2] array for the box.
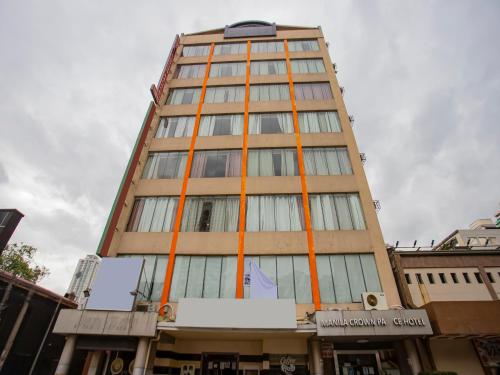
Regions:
[[463, 272, 471, 284], [438, 273, 447, 283], [474, 272, 483, 283], [416, 273, 423, 284], [427, 273, 435, 284], [451, 273, 459, 284], [405, 273, 411, 284], [487, 272, 495, 283]]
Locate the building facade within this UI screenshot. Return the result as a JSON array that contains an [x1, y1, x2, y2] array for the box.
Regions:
[[0, 208, 24, 254], [53, 21, 432, 375], [66, 255, 101, 307], [389, 218, 500, 375]]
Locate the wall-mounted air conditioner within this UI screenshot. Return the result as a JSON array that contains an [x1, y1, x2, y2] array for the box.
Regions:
[[362, 292, 388, 311]]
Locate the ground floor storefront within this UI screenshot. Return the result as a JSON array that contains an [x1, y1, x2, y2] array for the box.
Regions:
[[52, 300, 434, 375]]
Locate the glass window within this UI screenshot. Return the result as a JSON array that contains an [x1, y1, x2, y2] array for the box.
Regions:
[[463, 273, 471, 283], [247, 148, 298, 176], [199, 114, 244, 136], [416, 273, 423, 284], [405, 273, 412, 284], [248, 113, 294, 134], [191, 150, 241, 178], [250, 60, 287, 75], [316, 254, 382, 303], [291, 59, 326, 74], [210, 62, 246, 77], [439, 273, 447, 283], [205, 86, 245, 103], [293, 256, 312, 303], [126, 197, 179, 232], [451, 272, 459, 284], [181, 196, 239, 232], [156, 116, 196, 138], [427, 273, 435, 284], [298, 111, 341, 133], [169, 256, 190, 302], [303, 147, 352, 176], [250, 84, 290, 101], [182, 45, 210, 57], [175, 64, 206, 79], [294, 83, 333, 101], [251, 41, 284, 53], [185, 256, 206, 298], [246, 195, 305, 232], [214, 43, 247, 55], [150, 256, 168, 301], [309, 193, 366, 230], [474, 272, 483, 283], [345, 255, 366, 302], [277, 256, 294, 299], [166, 88, 202, 105], [142, 152, 188, 179], [220, 256, 237, 298], [288, 40, 320, 52], [203, 256, 222, 298]]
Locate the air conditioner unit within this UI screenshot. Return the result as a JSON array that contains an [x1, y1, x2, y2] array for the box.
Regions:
[[362, 292, 388, 311]]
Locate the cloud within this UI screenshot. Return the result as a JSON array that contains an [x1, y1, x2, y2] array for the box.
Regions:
[[1, 0, 499, 293]]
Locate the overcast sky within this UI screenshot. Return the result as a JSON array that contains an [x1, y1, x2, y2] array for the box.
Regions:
[[1, 0, 499, 293]]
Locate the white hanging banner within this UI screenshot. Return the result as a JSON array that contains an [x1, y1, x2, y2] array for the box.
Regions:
[[250, 260, 278, 299]]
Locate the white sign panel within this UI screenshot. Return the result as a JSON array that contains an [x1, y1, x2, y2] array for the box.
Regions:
[[86, 257, 143, 311], [316, 309, 432, 336], [176, 298, 297, 329]]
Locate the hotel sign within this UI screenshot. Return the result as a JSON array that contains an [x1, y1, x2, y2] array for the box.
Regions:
[[316, 309, 432, 337]]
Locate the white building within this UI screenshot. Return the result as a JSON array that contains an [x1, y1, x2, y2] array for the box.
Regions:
[[66, 254, 101, 306]]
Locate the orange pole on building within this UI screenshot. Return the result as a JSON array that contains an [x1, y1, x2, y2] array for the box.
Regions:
[[284, 40, 321, 310], [159, 43, 215, 313], [236, 40, 252, 298]]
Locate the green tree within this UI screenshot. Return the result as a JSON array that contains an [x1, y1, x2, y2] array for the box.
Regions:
[[0, 243, 49, 283]]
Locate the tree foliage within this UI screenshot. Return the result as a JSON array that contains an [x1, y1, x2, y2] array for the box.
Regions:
[[0, 243, 49, 283]]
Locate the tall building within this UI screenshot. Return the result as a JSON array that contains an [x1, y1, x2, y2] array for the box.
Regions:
[[66, 254, 101, 306], [53, 21, 432, 375]]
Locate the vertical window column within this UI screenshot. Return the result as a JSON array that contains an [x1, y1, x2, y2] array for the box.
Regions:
[[236, 40, 251, 299], [284, 39, 321, 310], [160, 43, 215, 312]]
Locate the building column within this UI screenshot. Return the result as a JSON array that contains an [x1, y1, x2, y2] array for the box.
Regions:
[[87, 351, 103, 375], [55, 335, 77, 375], [404, 339, 422, 375], [0, 289, 34, 372], [309, 340, 324, 375], [132, 337, 150, 375]]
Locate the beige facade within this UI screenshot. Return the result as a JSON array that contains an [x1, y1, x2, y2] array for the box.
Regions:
[[391, 247, 500, 375], [102, 23, 400, 312], [54, 22, 430, 375]]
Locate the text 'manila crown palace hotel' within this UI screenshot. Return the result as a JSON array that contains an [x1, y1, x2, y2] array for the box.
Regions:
[[53, 21, 433, 375]]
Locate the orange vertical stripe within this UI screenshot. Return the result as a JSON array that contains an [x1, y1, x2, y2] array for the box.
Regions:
[[159, 43, 215, 314], [284, 40, 321, 310], [236, 40, 252, 298]]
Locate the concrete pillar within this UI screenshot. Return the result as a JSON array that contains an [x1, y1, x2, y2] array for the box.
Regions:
[[404, 339, 422, 375], [0, 289, 34, 372], [87, 351, 103, 375], [310, 340, 324, 375], [132, 337, 150, 375], [55, 335, 77, 375]]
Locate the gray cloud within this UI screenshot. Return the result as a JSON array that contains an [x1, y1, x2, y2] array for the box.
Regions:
[[1, 0, 499, 292]]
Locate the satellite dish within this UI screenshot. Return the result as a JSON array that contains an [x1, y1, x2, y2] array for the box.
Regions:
[[110, 358, 124, 374]]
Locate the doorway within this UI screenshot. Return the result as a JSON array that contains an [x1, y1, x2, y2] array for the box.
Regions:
[[334, 351, 381, 375], [201, 353, 239, 375]]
